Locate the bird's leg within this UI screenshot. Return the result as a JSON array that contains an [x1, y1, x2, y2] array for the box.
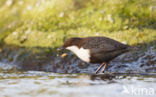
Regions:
[[102, 63, 108, 73], [95, 63, 105, 74]]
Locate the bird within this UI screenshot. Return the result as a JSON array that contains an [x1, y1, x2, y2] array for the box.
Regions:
[[57, 36, 134, 74]]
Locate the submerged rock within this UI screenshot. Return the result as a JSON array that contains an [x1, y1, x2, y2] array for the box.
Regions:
[[0, 45, 156, 73]]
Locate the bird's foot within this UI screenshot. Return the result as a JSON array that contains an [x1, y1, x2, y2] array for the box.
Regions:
[[102, 63, 108, 73], [95, 62, 108, 74], [95, 63, 104, 74]]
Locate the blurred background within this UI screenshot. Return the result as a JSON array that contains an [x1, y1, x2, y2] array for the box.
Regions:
[[0, 0, 156, 48], [0, 1, 156, 97]]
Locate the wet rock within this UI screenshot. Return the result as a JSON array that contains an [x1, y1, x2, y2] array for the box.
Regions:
[[0, 45, 156, 74], [108, 47, 156, 73], [78, 62, 89, 69]]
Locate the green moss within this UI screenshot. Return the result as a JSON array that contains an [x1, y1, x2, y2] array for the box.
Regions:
[[0, 0, 156, 48]]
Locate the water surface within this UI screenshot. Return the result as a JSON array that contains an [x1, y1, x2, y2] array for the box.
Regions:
[[0, 71, 155, 97]]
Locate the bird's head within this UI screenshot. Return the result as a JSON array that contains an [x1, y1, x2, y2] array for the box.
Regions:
[[57, 37, 81, 51], [57, 37, 82, 57]]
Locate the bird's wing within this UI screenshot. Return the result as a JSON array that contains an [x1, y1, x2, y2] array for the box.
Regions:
[[82, 37, 128, 52]]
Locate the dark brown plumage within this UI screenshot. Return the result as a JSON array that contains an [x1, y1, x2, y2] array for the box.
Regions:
[[58, 36, 132, 74]]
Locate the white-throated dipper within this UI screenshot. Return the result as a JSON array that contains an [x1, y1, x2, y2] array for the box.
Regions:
[[57, 36, 133, 74]]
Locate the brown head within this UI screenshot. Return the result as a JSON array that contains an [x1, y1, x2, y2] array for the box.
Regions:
[[57, 37, 82, 51]]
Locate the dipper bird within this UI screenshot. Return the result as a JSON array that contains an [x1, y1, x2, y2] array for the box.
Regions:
[[57, 37, 132, 74]]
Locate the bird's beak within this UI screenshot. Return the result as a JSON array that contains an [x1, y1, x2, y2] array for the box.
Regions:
[[57, 46, 64, 52], [57, 46, 67, 58]]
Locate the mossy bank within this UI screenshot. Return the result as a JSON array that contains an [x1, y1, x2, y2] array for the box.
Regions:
[[0, 0, 156, 48]]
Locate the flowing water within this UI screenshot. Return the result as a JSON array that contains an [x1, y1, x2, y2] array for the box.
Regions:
[[0, 46, 156, 97], [0, 71, 156, 97]]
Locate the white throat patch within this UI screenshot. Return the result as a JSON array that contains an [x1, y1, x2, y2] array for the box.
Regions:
[[66, 46, 90, 63]]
